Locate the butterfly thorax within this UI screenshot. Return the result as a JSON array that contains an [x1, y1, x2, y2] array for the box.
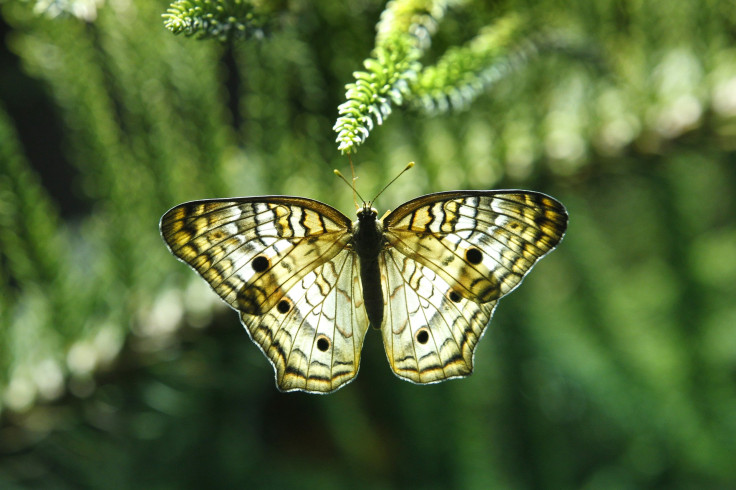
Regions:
[[352, 204, 385, 329]]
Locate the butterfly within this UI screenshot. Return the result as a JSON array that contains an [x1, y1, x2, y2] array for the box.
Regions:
[[160, 186, 567, 393]]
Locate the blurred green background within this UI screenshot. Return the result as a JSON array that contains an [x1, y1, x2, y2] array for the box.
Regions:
[[1, 0, 736, 488]]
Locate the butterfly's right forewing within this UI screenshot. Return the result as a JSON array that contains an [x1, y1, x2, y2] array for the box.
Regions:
[[384, 191, 568, 303]]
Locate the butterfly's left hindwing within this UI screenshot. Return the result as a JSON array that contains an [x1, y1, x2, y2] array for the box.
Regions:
[[379, 190, 567, 384], [241, 249, 369, 393], [160, 197, 370, 393]]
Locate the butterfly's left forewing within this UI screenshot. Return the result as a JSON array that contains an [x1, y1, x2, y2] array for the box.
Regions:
[[380, 190, 568, 384], [160, 197, 370, 393], [160, 198, 351, 314]]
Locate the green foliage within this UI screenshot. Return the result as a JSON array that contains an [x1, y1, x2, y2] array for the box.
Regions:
[[163, 0, 269, 41], [17, 0, 102, 20], [333, 0, 442, 154], [332, 33, 420, 154], [0, 105, 62, 298], [410, 13, 532, 113], [334, 0, 539, 154], [1, 0, 736, 488]]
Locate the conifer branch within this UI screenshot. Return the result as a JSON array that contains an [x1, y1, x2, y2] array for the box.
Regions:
[[163, 0, 268, 42], [332, 3, 547, 154], [333, 0, 456, 154], [410, 14, 533, 114]]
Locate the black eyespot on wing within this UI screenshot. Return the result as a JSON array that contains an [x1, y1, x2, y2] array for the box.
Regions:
[[465, 247, 483, 265], [416, 328, 429, 345], [449, 291, 461, 303], [316, 336, 330, 352], [252, 255, 269, 272], [277, 299, 291, 314]]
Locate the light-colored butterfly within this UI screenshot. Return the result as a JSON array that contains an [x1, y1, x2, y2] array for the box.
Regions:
[[160, 175, 567, 394]]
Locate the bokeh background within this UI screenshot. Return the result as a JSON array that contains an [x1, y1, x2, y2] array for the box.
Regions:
[[2, 0, 736, 488]]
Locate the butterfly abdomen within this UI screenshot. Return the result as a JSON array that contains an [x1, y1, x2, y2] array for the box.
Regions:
[[353, 206, 385, 329]]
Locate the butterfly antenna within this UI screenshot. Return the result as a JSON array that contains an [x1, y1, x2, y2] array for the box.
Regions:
[[349, 155, 359, 208], [334, 168, 366, 207], [370, 162, 415, 204]]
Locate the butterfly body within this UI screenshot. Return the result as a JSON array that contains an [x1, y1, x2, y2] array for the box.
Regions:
[[161, 190, 567, 393], [352, 204, 385, 328]]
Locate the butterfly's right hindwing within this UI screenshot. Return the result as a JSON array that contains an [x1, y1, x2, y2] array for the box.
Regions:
[[160, 197, 369, 393], [380, 248, 497, 384]]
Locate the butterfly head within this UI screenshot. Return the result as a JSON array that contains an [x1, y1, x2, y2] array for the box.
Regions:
[[357, 201, 378, 221]]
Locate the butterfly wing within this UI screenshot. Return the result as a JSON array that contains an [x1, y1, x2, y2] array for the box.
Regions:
[[160, 197, 370, 393], [380, 248, 498, 383], [380, 191, 568, 383], [240, 248, 369, 392]]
